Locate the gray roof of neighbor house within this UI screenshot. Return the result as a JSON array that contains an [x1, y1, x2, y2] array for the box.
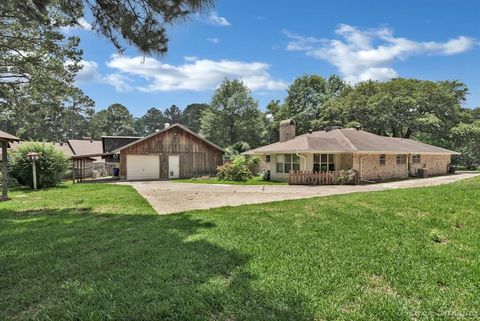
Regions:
[[68, 139, 103, 156], [245, 128, 459, 155], [0, 139, 106, 161], [0, 141, 74, 159], [112, 123, 224, 153], [53, 142, 75, 157]]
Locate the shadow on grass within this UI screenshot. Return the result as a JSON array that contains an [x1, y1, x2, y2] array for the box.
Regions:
[[0, 208, 313, 321], [6, 184, 70, 194]]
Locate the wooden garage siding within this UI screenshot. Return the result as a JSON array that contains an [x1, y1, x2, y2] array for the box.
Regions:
[[119, 127, 223, 179]]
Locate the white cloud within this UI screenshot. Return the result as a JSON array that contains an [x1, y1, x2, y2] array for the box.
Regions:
[[77, 17, 92, 30], [106, 54, 287, 92], [283, 30, 321, 51], [60, 17, 92, 33], [75, 60, 100, 82], [285, 24, 476, 83], [74, 60, 133, 92], [103, 74, 133, 92], [207, 38, 220, 44], [206, 12, 231, 26], [184, 56, 198, 62]]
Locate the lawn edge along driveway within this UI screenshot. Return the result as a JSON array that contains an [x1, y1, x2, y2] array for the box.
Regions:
[[119, 173, 480, 215]]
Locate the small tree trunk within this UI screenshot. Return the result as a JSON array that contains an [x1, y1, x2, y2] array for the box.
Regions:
[[404, 128, 412, 139]]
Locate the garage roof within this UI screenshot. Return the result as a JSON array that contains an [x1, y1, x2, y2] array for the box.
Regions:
[[112, 123, 224, 153]]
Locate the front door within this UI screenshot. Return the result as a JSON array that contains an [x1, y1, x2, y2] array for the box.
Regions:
[[168, 155, 180, 179]]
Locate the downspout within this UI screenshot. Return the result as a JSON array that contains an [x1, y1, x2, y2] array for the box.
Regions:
[[360, 154, 363, 180], [296, 153, 307, 171], [407, 153, 412, 177]]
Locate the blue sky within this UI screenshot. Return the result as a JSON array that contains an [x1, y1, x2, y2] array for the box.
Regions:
[[72, 0, 480, 117]]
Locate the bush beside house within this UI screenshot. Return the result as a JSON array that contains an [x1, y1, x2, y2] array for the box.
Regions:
[[216, 155, 260, 181], [10, 142, 69, 188]]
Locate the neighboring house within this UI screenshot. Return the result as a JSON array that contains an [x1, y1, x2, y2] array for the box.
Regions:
[[68, 139, 104, 163], [0, 139, 103, 163], [245, 119, 459, 181], [113, 123, 224, 180], [102, 136, 142, 163]]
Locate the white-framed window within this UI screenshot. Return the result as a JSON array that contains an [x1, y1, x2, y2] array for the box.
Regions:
[[379, 154, 386, 166], [396, 154, 407, 165], [276, 154, 300, 173], [313, 154, 335, 172], [265, 155, 271, 163], [412, 154, 421, 164]]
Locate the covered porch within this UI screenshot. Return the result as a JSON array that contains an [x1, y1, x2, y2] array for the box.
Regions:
[[71, 152, 116, 183], [0, 130, 21, 200], [265, 152, 353, 181]]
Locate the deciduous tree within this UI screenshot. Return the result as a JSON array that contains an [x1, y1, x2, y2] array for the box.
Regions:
[[282, 75, 346, 134], [91, 103, 136, 138], [182, 103, 209, 132], [201, 79, 266, 148]]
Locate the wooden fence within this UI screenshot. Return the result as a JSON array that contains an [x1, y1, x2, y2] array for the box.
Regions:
[[288, 170, 360, 185]]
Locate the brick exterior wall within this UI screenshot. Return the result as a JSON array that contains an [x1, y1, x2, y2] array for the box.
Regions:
[[268, 152, 451, 182], [257, 155, 270, 172], [352, 153, 451, 180], [353, 154, 407, 180], [338, 153, 353, 170], [410, 154, 451, 176]]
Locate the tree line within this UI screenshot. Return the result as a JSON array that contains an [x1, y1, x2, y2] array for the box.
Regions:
[[2, 74, 480, 168], [1, 0, 215, 142], [1, 1, 478, 168]]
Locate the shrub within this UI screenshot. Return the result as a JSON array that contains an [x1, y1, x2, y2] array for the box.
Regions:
[[224, 141, 251, 160], [216, 155, 253, 181], [261, 169, 271, 181], [333, 169, 358, 185], [246, 156, 260, 175], [0, 170, 20, 188], [10, 142, 69, 188]]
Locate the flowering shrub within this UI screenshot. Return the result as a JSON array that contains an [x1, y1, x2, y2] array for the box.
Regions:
[[216, 155, 257, 181], [333, 169, 358, 185]]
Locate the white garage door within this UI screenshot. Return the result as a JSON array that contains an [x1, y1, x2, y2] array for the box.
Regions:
[[126, 155, 159, 180]]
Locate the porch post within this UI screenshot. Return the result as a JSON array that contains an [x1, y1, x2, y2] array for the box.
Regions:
[[2, 140, 8, 200], [72, 159, 76, 184]]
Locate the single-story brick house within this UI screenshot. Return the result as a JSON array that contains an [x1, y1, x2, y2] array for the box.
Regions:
[[113, 123, 224, 180], [245, 119, 459, 181]]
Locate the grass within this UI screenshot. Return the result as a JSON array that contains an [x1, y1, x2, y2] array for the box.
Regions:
[[174, 175, 287, 185], [1, 178, 480, 320]]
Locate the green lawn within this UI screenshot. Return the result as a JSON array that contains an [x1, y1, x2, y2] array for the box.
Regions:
[[1, 179, 480, 320], [174, 175, 287, 185]]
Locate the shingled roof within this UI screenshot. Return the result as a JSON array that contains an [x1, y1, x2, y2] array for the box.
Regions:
[[245, 128, 459, 155], [0, 130, 20, 142], [112, 123, 224, 153]]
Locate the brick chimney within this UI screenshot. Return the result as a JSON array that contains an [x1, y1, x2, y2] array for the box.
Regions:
[[279, 119, 296, 142]]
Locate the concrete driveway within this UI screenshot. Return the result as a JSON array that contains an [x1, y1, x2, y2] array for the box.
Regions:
[[118, 173, 479, 215]]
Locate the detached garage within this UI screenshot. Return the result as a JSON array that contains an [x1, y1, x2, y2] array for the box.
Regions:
[[115, 124, 224, 181]]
